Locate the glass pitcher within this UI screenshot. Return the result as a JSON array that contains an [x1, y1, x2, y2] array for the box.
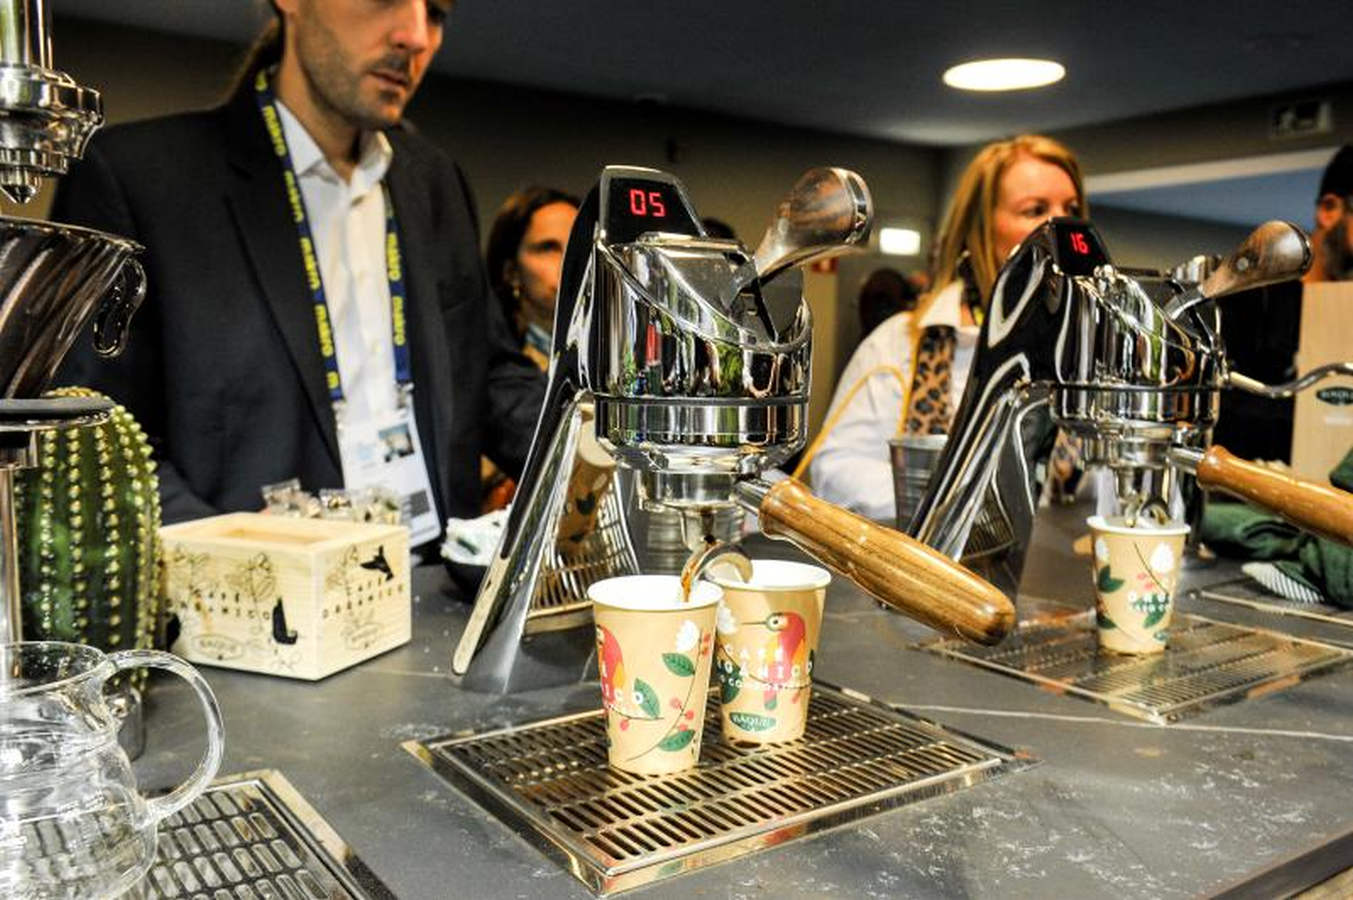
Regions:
[[0, 642, 224, 899]]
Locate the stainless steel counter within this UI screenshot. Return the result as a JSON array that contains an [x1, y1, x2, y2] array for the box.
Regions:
[[133, 504, 1353, 898]]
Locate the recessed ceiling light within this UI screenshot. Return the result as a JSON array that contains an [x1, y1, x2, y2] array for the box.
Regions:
[[942, 58, 1065, 92], [879, 227, 921, 256]]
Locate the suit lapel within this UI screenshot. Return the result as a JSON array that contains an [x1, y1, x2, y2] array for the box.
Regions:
[[385, 144, 452, 518], [222, 88, 341, 468]]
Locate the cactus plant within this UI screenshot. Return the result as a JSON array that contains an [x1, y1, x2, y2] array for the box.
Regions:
[[14, 387, 161, 688]]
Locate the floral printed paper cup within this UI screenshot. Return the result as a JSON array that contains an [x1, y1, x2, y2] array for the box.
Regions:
[[706, 560, 830, 745], [1087, 515, 1190, 654], [589, 575, 720, 775]]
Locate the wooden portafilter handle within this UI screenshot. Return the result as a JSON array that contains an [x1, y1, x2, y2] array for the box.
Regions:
[[734, 478, 1015, 645], [1170, 445, 1353, 545]]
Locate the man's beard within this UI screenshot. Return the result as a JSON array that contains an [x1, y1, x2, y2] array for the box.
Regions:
[[294, 14, 412, 131], [1322, 215, 1353, 281]]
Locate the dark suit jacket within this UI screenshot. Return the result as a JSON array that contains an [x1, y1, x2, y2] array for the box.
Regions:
[[52, 83, 545, 535]]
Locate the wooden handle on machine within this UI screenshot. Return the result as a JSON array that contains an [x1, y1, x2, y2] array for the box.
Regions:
[[752, 478, 1015, 645], [1191, 445, 1353, 545]]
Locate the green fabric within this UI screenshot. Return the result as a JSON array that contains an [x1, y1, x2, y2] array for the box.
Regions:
[[1198, 447, 1353, 609], [1332, 448, 1353, 493], [1197, 501, 1305, 560]]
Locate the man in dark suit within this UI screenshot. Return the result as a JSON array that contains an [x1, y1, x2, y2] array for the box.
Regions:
[[53, 0, 544, 546]]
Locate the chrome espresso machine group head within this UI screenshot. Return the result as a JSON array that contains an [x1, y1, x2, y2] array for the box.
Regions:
[[909, 216, 1353, 588]]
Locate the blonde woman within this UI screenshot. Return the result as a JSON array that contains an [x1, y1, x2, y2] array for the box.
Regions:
[[809, 135, 1085, 520]]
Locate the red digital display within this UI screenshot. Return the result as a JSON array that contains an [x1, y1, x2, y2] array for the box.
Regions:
[[628, 188, 668, 218], [1050, 219, 1108, 275], [605, 176, 699, 243]]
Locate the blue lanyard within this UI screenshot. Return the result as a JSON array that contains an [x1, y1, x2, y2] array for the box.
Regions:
[[254, 71, 412, 405]]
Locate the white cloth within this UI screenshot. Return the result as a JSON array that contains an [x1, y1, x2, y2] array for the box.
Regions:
[[809, 281, 979, 522], [276, 101, 397, 426]]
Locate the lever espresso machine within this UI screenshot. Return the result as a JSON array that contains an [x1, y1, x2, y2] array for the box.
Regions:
[[909, 217, 1353, 589], [454, 165, 1015, 692]]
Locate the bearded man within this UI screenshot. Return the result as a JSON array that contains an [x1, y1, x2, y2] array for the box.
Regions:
[[1306, 145, 1353, 283], [53, 1, 544, 549]]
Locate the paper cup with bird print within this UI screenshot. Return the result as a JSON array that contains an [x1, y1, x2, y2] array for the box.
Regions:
[[1087, 515, 1190, 654], [555, 403, 616, 558], [589, 575, 721, 775], [705, 559, 830, 744]]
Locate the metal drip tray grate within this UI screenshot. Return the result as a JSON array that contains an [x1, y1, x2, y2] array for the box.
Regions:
[[1194, 577, 1353, 634], [140, 770, 392, 899], [922, 610, 1353, 723], [404, 683, 1029, 896]]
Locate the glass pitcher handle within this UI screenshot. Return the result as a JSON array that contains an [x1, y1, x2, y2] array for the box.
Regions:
[[107, 649, 226, 823]]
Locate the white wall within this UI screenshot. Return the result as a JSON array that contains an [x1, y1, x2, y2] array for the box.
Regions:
[[1085, 206, 1250, 271]]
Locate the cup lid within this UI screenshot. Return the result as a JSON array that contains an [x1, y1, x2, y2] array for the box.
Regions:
[[704, 558, 831, 591], [588, 575, 722, 611]]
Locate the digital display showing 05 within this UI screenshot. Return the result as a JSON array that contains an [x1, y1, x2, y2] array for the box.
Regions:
[[604, 177, 700, 244]]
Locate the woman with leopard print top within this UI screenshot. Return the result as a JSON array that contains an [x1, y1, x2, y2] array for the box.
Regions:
[[808, 135, 1086, 521]]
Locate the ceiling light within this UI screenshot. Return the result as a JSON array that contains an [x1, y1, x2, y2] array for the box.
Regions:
[[879, 227, 921, 256], [942, 58, 1065, 92]]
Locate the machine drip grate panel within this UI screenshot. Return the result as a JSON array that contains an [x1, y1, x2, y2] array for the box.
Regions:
[[922, 611, 1353, 723], [1193, 577, 1353, 634], [137, 770, 392, 899], [404, 684, 1029, 896]]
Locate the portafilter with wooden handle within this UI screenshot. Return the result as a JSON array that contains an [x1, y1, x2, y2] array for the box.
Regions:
[[1170, 446, 1353, 547]]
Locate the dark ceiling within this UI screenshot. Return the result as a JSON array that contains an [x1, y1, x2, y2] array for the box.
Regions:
[[56, 0, 1353, 146]]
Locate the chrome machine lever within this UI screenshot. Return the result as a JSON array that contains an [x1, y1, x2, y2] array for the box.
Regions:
[[749, 167, 873, 286], [1164, 220, 1311, 319]]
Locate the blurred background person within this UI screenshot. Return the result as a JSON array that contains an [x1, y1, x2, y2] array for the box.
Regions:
[[856, 267, 919, 342], [1304, 144, 1353, 283], [806, 134, 1085, 521], [480, 186, 578, 509], [485, 186, 580, 370]]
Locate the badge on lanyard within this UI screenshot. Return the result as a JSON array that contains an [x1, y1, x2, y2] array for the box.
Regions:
[[256, 71, 440, 545]]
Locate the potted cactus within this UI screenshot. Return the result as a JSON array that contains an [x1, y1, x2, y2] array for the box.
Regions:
[[14, 387, 162, 693]]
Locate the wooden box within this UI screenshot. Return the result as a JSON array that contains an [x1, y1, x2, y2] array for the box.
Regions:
[[160, 513, 411, 680], [1292, 282, 1353, 482]]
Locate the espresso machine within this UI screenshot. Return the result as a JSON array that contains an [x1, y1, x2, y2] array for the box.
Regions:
[[454, 165, 1015, 692], [0, 0, 145, 644], [908, 216, 1353, 588]]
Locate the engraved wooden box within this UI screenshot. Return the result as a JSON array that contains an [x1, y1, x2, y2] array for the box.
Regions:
[[159, 513, 411, 680]]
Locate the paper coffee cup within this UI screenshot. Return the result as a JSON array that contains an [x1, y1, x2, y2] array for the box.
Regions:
[[589, 575, 720, 775], [556, 404, 616, 558], [1087, 515, 1189, 654], [705, 559, 830, 744]]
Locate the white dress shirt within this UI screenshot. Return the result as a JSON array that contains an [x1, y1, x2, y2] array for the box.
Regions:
[[276, 101, 398, 428], [809, 280, 979, 522]]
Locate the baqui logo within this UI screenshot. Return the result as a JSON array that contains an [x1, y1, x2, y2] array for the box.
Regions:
[[343, 621, 383, 650], [192, 633, 244, 661], [1316, 387, 1353, 406]]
